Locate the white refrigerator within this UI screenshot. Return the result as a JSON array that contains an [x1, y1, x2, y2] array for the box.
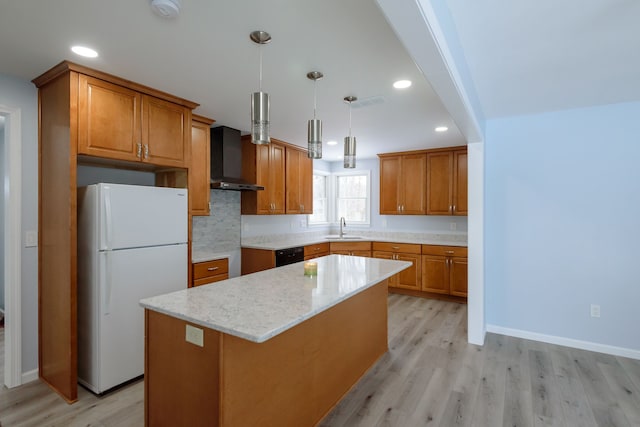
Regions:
[[77, 183, 188, 394]]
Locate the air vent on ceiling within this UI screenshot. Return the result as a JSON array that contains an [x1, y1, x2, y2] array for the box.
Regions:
[[350, 95, 386, 109]]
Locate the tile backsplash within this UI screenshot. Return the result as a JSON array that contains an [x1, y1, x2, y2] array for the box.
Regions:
[[192, 190, 240, 252]]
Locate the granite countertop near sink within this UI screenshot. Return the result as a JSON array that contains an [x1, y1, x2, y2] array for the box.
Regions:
[[241, 230, 467, 251], [192, 248, 231, 263]]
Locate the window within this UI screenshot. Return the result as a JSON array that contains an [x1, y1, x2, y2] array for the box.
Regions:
[[309, 170, 370, 226], [335, 172, 370, 224], [309, 172, 329, 224]]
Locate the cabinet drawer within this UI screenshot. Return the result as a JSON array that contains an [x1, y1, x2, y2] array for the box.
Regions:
[[372, 242, 421, 254], [330, 241, 372, 252], [304, 242, 330, 258], [193, 259, 229, 280], [193, 273, 228, 287], [421, 245, 467, 257]]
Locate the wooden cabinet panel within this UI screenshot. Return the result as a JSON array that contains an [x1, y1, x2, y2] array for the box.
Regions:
[[242, 137, 286, 214], [304, 242, 330, 260], [453, 150, 468, 216], [241, 248, 275, 275], [379, 152, 426, 215], [379, 156, 401, 214], [192, 258, 229, 287], [330, 241, 372, 253], [426, 148, 467, 216], [142, 95, 190, 167], [372, 242, 421, 291], [426, 151, 453, 215], [421, 255, 449, 294], [286, 147, 313, 214], [421, 245, 467, 296], [78, 75, 141, 161], [450, 257, 468, 297], [189, 115, 214, 216]]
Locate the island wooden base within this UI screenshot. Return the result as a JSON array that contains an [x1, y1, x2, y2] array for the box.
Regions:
[[145, 280, 389, 426]]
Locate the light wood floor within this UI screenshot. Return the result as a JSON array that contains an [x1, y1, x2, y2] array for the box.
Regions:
[[1, 295, 639, 426]]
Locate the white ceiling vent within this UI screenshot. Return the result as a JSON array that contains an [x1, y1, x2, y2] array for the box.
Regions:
[[350, 95, 386, 109], [150, 0, 181, 18]]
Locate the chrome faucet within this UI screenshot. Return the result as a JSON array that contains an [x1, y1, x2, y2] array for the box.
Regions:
[[339, 217, 346, 238]]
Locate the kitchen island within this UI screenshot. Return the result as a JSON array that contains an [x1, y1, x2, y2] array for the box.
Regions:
[[140, 254, 411, 427]]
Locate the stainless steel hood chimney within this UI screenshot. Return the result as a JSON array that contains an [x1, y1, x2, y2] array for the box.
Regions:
[[210, 126, 264, 191]]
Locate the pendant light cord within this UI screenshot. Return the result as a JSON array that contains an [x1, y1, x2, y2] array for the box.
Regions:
[[259, 47, 263, 92], [348, 101, 352, 137], [313, 80, 318, 120]]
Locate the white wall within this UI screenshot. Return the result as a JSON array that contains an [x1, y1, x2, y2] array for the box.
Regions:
[[0, 74, 38, 372], [0, 115, 5, 312], [485, 101, 640, 355], [242, 157, 468, 237]]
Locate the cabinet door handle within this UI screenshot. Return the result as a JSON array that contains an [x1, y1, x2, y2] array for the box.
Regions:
[[392, 246, 400, 250], [207, 267, 219, 271], [453, 205, 456, 213], [401, 205, 405, 213], [445, 250, 454, 254], [144, 144, 149, 159], [397, 205, 401, 213], [136, 143, 142, 158]]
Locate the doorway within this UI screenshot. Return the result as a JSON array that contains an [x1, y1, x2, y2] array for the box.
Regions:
[[1, 105, 23, 388]]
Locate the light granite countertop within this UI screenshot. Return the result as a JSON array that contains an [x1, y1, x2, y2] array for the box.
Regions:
[[140, 254, 411, 343], [191, 249, 231, 264], [241, 231, 467, 251]]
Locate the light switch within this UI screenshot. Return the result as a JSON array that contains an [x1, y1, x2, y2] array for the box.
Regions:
[[25, 230, 38, 247], [185, 324, 204, 347]]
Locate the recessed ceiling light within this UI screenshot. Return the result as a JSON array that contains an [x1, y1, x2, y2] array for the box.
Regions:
[[435, 126, 449, 132], [327, 140, 337, 146], [71, 46, 98, 58], [393, 80, 412, 89]]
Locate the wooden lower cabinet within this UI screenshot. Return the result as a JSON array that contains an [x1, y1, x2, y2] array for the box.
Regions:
[[330, 241, 372, 257], [372, 242, 421, 291], [241, 248, 275, 275], [192, 258, 229, 287], [421, 245, 468, 297], [304, 242, 330, 260]]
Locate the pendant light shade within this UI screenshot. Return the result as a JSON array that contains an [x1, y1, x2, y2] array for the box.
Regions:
[[343, 96, 357, 168], [250, 30, 271, 145], [306, 71, 323, 159]]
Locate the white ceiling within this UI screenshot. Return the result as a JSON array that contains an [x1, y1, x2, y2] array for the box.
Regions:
[[445, 0, 640, 119], [0, 0, 466, 161], [3, 1, 636, 157]]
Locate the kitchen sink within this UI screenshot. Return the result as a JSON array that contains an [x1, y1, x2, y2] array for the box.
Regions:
[[324, 235, 363, 240]]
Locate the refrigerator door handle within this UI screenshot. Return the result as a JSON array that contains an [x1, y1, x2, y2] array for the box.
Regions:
[[104, 185, 113, 251], [103, 250, 113, 315]]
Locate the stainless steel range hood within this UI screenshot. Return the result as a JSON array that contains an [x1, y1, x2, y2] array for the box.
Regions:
[[210, 126, 264, 191]]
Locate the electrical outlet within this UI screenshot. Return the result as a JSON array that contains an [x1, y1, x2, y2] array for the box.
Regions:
[[25, 230, 38, 247], [185, 324, 204, 347], [590, 304, 601, 318], [450, 222, 457, 231], [299, 219, 306, 228]]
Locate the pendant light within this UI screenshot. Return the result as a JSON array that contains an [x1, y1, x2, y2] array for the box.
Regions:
[[306, 71, 323, 159], [250, 30, 271, 145], [343, 96, 357, 168]]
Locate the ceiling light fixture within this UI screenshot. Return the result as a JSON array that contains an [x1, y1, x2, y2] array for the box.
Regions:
[[393, 80, 412, 89], [435, 126, 449, 132], [150, 0, 181, 18], [71, 46, 98, 58], [327, 140, 337, 146], [250, 30, 272, 145], [306, 71, 323, 159], [343, 96, 357, 169]]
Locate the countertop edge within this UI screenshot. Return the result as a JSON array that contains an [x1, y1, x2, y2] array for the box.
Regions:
[[141, 257, 411, 343]]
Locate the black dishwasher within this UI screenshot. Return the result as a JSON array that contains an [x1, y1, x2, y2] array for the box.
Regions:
[[275, 246, 304, 267]]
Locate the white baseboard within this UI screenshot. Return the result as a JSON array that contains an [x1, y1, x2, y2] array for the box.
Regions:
[[486, 324, 640, 360], [21, 368, 39, 384]]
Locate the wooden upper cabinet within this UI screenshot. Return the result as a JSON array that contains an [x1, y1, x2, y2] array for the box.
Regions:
[[141, 95, 190, 167], [286, 146, 313, 214], [426, 147, 467, 216], [190, 115, 215, 216], [241, 137, 286, 214], [379, 152, 426, 215], [453, 150, 468, 215], [76, 73, 192, 168], [78, 75, 141, 161]]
